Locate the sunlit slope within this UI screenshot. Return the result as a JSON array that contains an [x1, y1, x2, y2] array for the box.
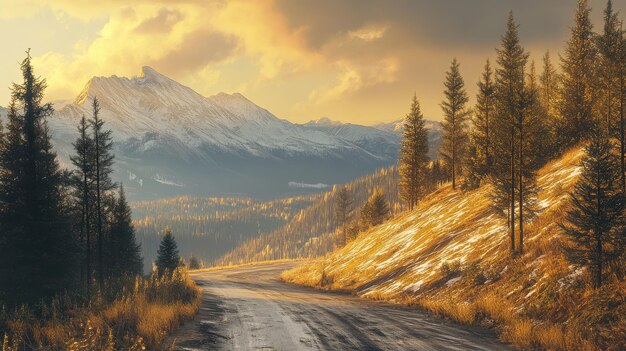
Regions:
[[216, 167, 400, 266], [284, 148, 626, 350], [286, 148, 582, 295]]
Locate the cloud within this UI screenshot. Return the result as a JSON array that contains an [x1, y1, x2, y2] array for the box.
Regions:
[[6, 0, 626, 125], [134, 8, 183, 34]]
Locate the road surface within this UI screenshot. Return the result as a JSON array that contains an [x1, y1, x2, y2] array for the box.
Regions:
[[169, 262, 510, 350]]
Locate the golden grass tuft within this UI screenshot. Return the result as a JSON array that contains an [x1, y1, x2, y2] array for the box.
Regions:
[[536, 323, 566, 350], [502, 318, 534, 348], [1, 267, 201, 351]]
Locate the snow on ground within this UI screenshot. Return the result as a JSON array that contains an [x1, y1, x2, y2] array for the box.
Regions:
[[288, 182, 330, 189], [287, 148, 584, 300]]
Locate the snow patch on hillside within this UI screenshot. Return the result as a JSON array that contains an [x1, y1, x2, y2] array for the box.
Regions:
[[288, 182, 329, 189]]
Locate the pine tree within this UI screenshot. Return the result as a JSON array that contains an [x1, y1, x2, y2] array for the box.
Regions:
[[516, 62, 545, 253], [90, 97, 115, 287], [362, 190, 390, 227], [0, 52, 77, 305], [539, 51, 560, 123], [491, 12, 528, 254], [540, 51, 561, 157], [109, 185, 143, 277], [156, 227, 181, 276], [468, 59, 496, 187], [70, 115, 95, 299], [560, 127, 625, 288], [334, 186, 353, 245], [440, 58, 470, 190], [399, 95, 430, 210], [597, 0, 621, 135], [558, 0, 597, 149]]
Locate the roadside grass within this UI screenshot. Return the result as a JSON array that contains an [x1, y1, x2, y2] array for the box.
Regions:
[[283, 148, 626, 350], [1, 267, 201, 351]]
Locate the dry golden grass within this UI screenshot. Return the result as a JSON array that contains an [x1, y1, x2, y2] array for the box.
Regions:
[[536, 323, 566, 350], [283, 147, 626, 350], [1, 268, 201, 351], [502, 318, 534, 348]]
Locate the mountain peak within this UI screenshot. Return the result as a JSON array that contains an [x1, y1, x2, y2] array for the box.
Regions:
[[305, 117, 343, 126], [139, 66, 162, 79]]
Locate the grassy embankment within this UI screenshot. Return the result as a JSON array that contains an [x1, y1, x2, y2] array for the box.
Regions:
[[283, 148, 626, 350]]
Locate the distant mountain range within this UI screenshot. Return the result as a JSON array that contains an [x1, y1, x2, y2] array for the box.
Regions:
[[0, 67, 441, 200]]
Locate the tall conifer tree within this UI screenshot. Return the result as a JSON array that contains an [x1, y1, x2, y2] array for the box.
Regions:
[[560, 127, 625, 288], [0, 52, 76, 305], [467, 59, 496, 187], [399, 95, 429, 210], [70, 115, 95, 298], [491, 13, 528, 254], [597, 0, 620, 135], [440, 58, 470, 190], [334, 186, 353, 246], [109, 185, 143, 277], [90, 97, 115, 288], [558, 0, 597, 148]]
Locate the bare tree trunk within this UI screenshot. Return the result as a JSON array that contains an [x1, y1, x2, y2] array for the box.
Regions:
[[510, 125, 516, 254], [518, 121, 524, 254]]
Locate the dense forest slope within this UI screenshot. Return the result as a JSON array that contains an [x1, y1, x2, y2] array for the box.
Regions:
[[284, 148, 626, 350], [216, 167, 401, 265], [132, 196, 317, 271]]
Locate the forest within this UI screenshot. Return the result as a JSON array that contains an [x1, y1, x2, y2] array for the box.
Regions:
[[0, 53, 200, 350]]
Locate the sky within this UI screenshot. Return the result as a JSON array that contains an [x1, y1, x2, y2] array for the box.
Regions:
[[1, 0, 626, 125]]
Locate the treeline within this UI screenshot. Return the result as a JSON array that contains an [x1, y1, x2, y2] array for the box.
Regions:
[[398, 0, 626, 287], [0, 52, 142, 307], [132, 196, 316, 271], [217, 166, 402, 265]]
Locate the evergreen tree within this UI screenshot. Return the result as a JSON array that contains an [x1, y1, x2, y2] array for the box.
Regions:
[[440, 58, 470, 190], [362, 190, 390, 227], [516, 62, 545, 252], [156, 227, 181, 276], [597, 0, 621, 135], [399, 95, 430, 210], [431, 159, 443, 186], [90, 97, 115, 287], [334, 186, 353, 245], [70, 115, 95, 298], [539, 51, 560, 123], [540, 51, 561, 157], [560, 127, 625, 288], [0, 52, 77, 305], [109, 185, 143, 277], [491, 12, 528, 254], [468, 59, 496, 187], [558, 0, 597, 149]]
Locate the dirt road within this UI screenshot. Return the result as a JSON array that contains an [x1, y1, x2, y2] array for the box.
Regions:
[[169, 262, 510, 350]]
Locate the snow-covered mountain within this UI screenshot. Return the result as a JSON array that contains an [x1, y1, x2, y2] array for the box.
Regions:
[[300, 117, 401, 160], [44, 67, 399, 200], [372, 118, 442, 159]]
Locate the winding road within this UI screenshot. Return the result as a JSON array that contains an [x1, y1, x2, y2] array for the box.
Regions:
[[169, 262, 510, 351]]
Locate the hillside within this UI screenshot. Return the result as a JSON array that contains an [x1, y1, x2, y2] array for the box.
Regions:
[[283, 148, 626, 350], [216, 166, 401, 265], [132, 195, 317, 271]]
